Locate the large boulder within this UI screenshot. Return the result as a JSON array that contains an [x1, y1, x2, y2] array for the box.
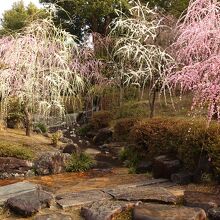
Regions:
[[171, 171, 193, 185], [0, 157, 33, 179], [62, 143, 78, 155], [208, 207, 220, 220], [133, 203, 206, 220], [184, 191, 220, 211], [136, 161, 152, 174], [153, 155, 181, 179], [6, 189, 53, 217], [93, 128, 113, 145], [34, 152, 71, 175]]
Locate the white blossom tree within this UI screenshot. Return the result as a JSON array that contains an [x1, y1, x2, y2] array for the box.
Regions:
[[111, 0, 174, 117], [0, 18, 83, 136]]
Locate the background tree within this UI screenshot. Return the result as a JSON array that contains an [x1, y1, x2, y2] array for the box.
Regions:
[[111, 0, 174, 118], [168, 0, 220, 123], [1, 0, 47, 35], [40, 0, 130, 40], [0, 18, 83, 136]]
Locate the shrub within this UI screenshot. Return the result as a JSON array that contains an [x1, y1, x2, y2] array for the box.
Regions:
[[119, 145, 143, 172], [90, 111, 113, 129], [0, 141, 33, 160], [130, 117, 220, 175], [6, 99, 24, 129], [115, 101, 148, 119], [66, 152, 95, 172], [51, 130, 63, 147], [114, 118, 139, 141], [77, 123, 92, 136], [34, 122, 48, 133]]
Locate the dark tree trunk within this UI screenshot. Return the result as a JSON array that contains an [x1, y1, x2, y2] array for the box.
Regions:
[[24, 104, 31, 136], [149, 88, 157, 118]]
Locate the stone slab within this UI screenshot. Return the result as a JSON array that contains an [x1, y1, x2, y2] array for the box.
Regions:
[[0, 182, 40, 205], [133, 203, 206, 220], [81, 200, 139, 220], [56, 190, 112, 209], [104, 186, 177, 204]]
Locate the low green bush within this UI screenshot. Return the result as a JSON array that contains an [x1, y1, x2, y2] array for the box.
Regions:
[[0, 141, 33, 160], [66, 152, 95, 172], [34, 122, 48, 133], [115, 101, 148, 119], [130, 117, 220, 176], [90, 111, 113, 129], [77, 123, 92, 136], [114, 118, 139, 141]]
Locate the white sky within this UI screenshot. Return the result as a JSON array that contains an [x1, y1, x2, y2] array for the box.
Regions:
[[0, 0, 42, 19]]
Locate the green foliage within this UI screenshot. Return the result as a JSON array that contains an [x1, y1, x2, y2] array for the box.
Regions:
[[34, 122, 48, 133], [0, 141, 33, 160], [1, 1, 47, 34], [115, 101, 148, 119], [51, 130, 63, 147], [77, 124, 92, 136], [114, 118, 139, 141], [40, 0, 130, 39], [90, 111, 113, 129], [119, 145, 143, 172], [130, 117, 220, 174], [148, 0, 189, 17], [6, 99, 24, 129], [66, 152, 95, 172]]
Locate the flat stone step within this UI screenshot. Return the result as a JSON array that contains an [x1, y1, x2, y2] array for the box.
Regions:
[[133, 203, 206, 220], [104, 186, 177, 204], [56, 190, 112, 209], [0, 182, 40, 205], [81, 200, 139, 220]]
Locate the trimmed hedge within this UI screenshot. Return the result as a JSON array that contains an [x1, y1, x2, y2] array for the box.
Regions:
[[114, 118, 139, 141], [130, 117, 220, 176], [90, 111, 113, 129]]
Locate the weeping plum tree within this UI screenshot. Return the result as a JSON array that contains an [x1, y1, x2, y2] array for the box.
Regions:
[[111, 0, 174, 117], [168, 0, 220, 123], [0, 18, 83, 136]]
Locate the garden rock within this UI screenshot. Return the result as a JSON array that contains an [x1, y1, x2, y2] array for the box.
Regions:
[[153, 155, 181, 179], [62, 143, 78, 154], [208, 207, 220, 220], [93, 128, 113, 145], [136, 161, 152, 174], [59, 137, 73, 144], [0, 157, 33, 179], [171, 171, 193, 185], [6, 189, 53, 217], [81, 200, 139, 220], [184, 191, 220, 211], [56, 190, 112, 209], [34, 213, 72, 220], [105, 186, 177, 204], [133, 203, 206, 220], [34, 152, 71, 175]]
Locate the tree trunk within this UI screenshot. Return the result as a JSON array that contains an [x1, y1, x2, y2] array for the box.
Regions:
[[149, 88, 157, 118], [24, 104, 31, 136]]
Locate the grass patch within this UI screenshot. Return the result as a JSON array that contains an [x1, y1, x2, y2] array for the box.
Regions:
[[0, 141, 34, 160], [66, 153, 95, 172]]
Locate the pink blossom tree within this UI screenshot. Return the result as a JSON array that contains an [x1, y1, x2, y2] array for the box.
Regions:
[[168, 0, 220, 122], [0, 18, 84, 136]]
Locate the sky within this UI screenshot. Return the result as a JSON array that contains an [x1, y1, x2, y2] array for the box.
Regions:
[[0, 0, 42, 18]]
